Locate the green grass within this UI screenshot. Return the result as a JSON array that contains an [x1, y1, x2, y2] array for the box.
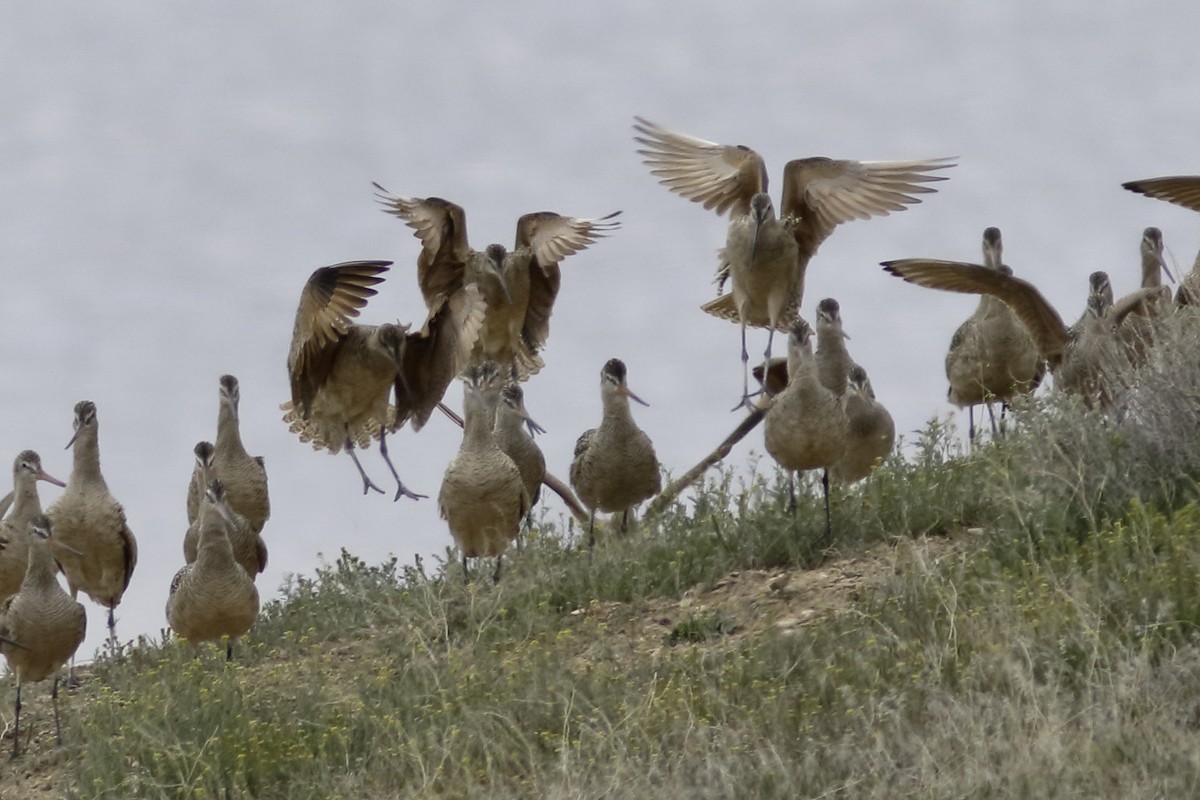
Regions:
[[12, 316, 1200, 798]]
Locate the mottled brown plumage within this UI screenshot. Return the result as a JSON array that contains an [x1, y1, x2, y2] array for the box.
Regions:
[[831, 365, 895, 484], [187, 375, 270, 533], [0, 515, 86, 757], [763, 321, 846, 536], [184, 443, 267, 579], [282, 260, 484, 500], [569, 359, 661, 549], [167, 481, 260, 660], [1123, 175, 1200, 213], [882, 262, 1166, 410], [438, 363, 528, 582], [46, 402, 137, 641], [634, 116, 954, 408], [375, 186, 619, 380], [493, 382, 546, 514], [0, 452, 66, 605]]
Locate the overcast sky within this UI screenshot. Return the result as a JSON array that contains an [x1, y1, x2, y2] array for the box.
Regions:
[[2, 2, 1199, 660]]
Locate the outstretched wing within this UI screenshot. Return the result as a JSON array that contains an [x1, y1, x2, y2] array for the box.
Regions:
[[1123, 176, 1200, 213], [373, 185, 470, 308], [633, 116, 767, 218], [288, 260, 390, 416], [881, 258, 1069, 366], [784, 156, 956, 252], [516, 210, 621, 352]]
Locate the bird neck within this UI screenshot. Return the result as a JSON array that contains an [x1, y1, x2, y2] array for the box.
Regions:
[[785, 345, 819, 390], [10, 476, 45, 520], [22, 538, 61, 592], [600, 393, 638, 430], [69, 425, 107, 486], [462, 398, 496, 447], [1140, 252, 1163, 289], [495, 410, 526, 441], [216, 404, 250, 460], [196, 519, 237, 567]]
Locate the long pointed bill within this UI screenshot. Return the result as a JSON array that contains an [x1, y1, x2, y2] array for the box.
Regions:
[[36, 470, 66, 488], [750, 218, 762, 265], [1158, 251, 1176, 284], [619, 385, 650, 407], [52, 540, 85, 557], [65, 429, 80, 449]]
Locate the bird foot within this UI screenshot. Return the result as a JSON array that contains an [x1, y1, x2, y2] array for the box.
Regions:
[[731, 392, 761, 413], [361, 477, 386, 496], [393, 484, 428, 502]]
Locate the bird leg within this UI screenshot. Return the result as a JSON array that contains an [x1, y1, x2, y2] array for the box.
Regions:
[[462, 554, 471, 584], [52, 677, 63, 746], [821, 469, 832, 543], [967, 405, 977, 445], [985, 402, 999, 437], [107, 606, 117, 646], [11, 683, 20, 759], [492, 555, 503, 584], [344, 430, 386, 496], [787, 471, 797, 514], [378, 428, 427, 501], [734, 324, 756, 411], [587, 509, 597, 553], [226, 639, 234, 662]]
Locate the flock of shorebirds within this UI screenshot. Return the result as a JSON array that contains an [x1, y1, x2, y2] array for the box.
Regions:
[[3, 116, 1200, 757]]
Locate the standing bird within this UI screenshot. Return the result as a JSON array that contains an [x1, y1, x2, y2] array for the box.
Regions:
[[0, 515, 86, 757], [1117, 227, 1173, 361], [925, 228, 1045, 439], [184, 442, 267, 579], [1123, 176, 1200, 306], [167, 481, 260, 661], [438, 363, 529, 583], [0, 452, 67, 604], [374, 186, 621, 380], [763, 321, 847, 537], [46, 402, 137, 642], [493, 382, 547, 525], [831, 365, 896, 484], [282, 260, 485, 500], [187, 375, 270, 533], [633, 116, 955, 408], [881, 262, 1167, 410], [569, 358, 661, 550], [813, 298, 859, 397]]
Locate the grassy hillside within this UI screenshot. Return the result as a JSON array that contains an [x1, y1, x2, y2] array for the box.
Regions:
[[7, 316, 1200, 799]]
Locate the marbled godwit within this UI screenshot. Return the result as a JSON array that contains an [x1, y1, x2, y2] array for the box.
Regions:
[[633, 116, 955, 408], [763, 321, 846, 537], [374, 186, 619, 380], [438, 363, 528, 583], [46, 401, 138, 642], [0, 514, 86, 757], [0, 452, 66, 604], [282, 260, 484, 499], [187, 375, 270, 533], [569, 358, 661, 550], [881, 262, 1166, 410], [184, 442, 267, 579], [831, 365, 895, 484], [166, 480, 259, 661]]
